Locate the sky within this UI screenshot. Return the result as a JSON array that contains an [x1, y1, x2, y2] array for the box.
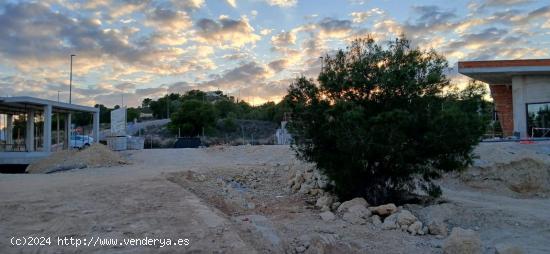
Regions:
[[0, 0, 549, 108]]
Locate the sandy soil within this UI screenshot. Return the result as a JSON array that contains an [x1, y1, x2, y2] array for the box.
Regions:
[[1, 144, 550, 253]]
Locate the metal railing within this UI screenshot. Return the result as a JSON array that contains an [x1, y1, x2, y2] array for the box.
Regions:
[[0, 143, 27, 152]]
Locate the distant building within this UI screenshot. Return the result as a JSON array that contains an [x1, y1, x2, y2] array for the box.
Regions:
[[275, 121, 292, 145], [0, 96, 100, 164], [459, 59, 550, 138]]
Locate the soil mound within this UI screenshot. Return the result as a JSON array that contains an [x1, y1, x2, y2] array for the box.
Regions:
[[461, 158, 550, 197], [26, 144, 127, 174]]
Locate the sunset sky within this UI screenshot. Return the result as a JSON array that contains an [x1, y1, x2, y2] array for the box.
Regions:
[[1, 0, 549, 107]]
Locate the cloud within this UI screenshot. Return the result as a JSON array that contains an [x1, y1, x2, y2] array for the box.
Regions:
[[145, 7, 192, 32], [266, 0, 297, 7], [271, 31, 297, 48], [195, 16, 261, 48], [350, 8, 384, 23], [170, 0, 205, 10], [483, 0, 533, 7], [268, 59, 290, 73], [226, 0, 237, 8], [318, 18, 353, 38]]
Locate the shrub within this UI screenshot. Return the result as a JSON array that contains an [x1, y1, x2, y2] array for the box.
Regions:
[[286, 37, 487, 205]]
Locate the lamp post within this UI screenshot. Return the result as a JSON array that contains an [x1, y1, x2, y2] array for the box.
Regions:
[[69, 54, 76, 104]]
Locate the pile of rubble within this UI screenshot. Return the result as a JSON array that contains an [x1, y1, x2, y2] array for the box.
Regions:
[[26, 144, 127, 174], [287, 161, 331, 197], [285, 163, 514, 253], [287, 162, 447, 236]]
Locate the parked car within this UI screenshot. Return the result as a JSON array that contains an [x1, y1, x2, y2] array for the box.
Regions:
[[70, 135, 94, 149]]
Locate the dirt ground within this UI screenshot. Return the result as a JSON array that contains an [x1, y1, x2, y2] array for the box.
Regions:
[[1, 143, 550, 253]]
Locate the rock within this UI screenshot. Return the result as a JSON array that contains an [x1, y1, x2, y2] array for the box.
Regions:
[[397, 210, 417, 226], [348, 204, 371, 217], [495, 243, 524, 254], [371, 215, 382, 227], [319, 211, 336, 221], [336, 198, 368, 214], [381, 213, 399, 230], [369, 203, 397, 216], [342, 209, 367, 225], [443, 227, 481, 254], [316, 195, 334, 209], [428, 220, 448, 237], [407, 221, 423, 235]]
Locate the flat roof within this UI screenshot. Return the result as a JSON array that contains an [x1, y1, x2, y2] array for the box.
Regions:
[[458, 59, 550, 84], [0, 96, 99, 115]]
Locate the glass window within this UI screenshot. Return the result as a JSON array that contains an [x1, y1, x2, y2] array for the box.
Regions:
[[527, 102, 550, 137]]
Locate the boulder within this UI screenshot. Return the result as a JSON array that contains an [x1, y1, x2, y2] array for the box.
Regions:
[[336, 198, 368, 214], [342, 212, 365, 225], [319, 211, 336, 222], [495, 243, 524, 254], [397, 210, 417, 226], [443, 227, 481, 254], [371, 215, 382, 227], [381, 213, 399, 230], [369, 203, 397, 216], [348, 204, 371, 217], [428, 220, 448, 237], [407, 221, 423, 235]]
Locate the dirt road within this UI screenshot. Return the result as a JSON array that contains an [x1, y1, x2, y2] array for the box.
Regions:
[[1, 145, 549, 253]]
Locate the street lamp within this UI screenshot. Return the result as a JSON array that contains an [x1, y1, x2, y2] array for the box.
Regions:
[[69, 54, 76, 104]]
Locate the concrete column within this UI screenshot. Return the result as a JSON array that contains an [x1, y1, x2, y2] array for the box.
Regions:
[[43, 104, 52, 152], [6, 114, 13, 145], [65, 113, 72, 149], [489, 85, 514, 136], [93, 109, 100, 142], [56, 113, 60, 146], [512, 76, 527, 138], [26, 110, 35, 152]]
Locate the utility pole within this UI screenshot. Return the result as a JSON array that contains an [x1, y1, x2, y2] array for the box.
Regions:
[[69, 54, 75, 104], [166, 95, 170, 119]]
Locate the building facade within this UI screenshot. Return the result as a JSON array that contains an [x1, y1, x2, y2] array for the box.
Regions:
[[458, 59, 550, 138]]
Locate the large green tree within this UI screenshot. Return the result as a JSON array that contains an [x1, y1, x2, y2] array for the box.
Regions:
[[286, 37, 487, 204], [169, 100, 216, 136]]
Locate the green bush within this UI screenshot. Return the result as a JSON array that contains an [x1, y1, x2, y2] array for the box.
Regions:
[[286, 37, 487, 205]]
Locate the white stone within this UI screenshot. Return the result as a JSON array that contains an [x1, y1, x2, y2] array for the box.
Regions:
[[336, 197, 368, 214], [397, 210, 417, 226], [342, 211, 366, 225], [372, 215, 382, 227], [407, 221, 423, 235], [381, 213, 399, 230], [347, 204, 371, 217]]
